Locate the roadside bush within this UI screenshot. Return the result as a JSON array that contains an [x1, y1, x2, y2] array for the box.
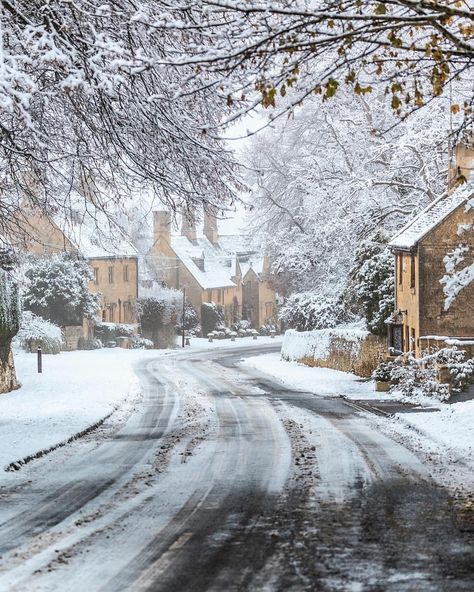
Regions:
[[201, 302, 224, 335], [23, 254, 99, 326], [373, 346, 473, 400], [14, 311, 63, 354], [77, 336, 102, 350]]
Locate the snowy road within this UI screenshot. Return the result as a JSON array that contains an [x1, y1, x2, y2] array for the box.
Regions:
[[0, 344, 472, 591]]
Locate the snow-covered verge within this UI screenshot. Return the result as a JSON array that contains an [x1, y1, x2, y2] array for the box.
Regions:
[[242, 352, 376, 398], [242, 352, 474, 488], [0, 348, 162, 473]]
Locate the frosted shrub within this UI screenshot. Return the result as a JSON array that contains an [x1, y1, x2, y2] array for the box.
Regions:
[[23, 254, 100, 326], [201, 302, 224, 335], [279, 292, 345, 331], [14, 311, 63, 354], [382, 346, 473, 400]]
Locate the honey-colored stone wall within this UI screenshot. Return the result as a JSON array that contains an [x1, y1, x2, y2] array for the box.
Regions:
[[418, 205, 474, 340], [89, 257, 138, 324], [282, 329, 386, 378]]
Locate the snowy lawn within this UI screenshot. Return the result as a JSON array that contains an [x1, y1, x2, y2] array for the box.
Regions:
[[242, 352, 474, 476], [1, 336, 282, 473], [1, 348, 161, 471]]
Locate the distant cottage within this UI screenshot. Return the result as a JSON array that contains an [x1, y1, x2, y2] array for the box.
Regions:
[[18, 198, 139, 333], [147, 209, 277, 329]]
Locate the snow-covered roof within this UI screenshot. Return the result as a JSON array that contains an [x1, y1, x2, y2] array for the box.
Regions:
[[389, 185, 472, 251], [54, 198, 138, 259], [241, 256, 265, 278], [170, 235, 235, 289]]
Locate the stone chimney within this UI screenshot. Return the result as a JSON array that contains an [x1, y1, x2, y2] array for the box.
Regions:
[[181, 209, 197, 242], [449, 131, 474, 192], [203, 206, 219, 245], [153, 211, 171, 245]]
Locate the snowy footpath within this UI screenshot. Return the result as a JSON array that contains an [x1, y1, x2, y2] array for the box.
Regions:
[[242, 353, 474, 489], [1, 337, 281, 474]]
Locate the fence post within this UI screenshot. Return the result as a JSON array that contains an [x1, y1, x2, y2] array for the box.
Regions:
[[37, 347, 42, 374]]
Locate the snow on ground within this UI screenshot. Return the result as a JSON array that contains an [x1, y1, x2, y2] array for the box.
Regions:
[[1, 336, 282, 474], [242, 352, 376, 398], [242, 352, 474, 489]]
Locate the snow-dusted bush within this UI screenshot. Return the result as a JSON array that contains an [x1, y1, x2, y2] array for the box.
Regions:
[[137, 286, 182, 348], [14, 311, 63, 354], [279, 292, 346, 332], [259, 323, 277, 336], [77, 337, 102, 350], [23, 254, 100, 326], [232, 319, 252, 332], [201, 302, 224, 335], [177, 301, 200, 336], [349, 234, 394, 337], [130, 337, 154, 349], [379, 346, 474, 400]]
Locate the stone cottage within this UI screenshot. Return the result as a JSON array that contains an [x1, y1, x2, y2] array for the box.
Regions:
[[147, 209, 278, 329], [387, 185, 474, 356], [16, 198, 139, 343]]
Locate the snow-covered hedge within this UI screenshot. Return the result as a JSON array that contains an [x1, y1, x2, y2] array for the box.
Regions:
[[14, 311, 63, 354], [282, 325, 369, 362]]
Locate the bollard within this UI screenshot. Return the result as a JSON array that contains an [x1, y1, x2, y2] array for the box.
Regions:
[[253, 333, 258, 340], [208, 333, 213, 343], [185, 337, 190, 346], [37, 347, 42, 374], [270, 330, 276, 339]]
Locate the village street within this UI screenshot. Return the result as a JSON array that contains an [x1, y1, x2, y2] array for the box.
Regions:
[[0, 342, 472, 592]]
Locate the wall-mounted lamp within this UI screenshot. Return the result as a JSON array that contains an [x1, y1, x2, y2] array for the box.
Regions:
[[397, 309, 408, 316]]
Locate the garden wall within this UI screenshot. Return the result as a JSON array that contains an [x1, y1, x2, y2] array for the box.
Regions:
[[281, 327, 386, 378]]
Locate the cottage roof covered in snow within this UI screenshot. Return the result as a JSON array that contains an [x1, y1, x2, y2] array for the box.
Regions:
[[170, 235, 236, 290], [389, 184, 473, 251], [53, 196, 138, 260]]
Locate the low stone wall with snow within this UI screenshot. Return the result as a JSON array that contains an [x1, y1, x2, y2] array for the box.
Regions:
[[281, 327, 386, 378]]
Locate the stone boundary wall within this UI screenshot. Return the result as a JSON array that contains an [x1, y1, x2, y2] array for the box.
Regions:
[[62, 326, 84, 351], [282, 328, 386, 378]]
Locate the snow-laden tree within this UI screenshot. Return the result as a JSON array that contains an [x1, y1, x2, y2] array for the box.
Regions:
[[279, 292, 348, 332], [348, 233, 395, 337], [22, 255, 100, 326], [244, 88, 450, 295], [0, 1, 238, 244], [149, 0, 474, 127]]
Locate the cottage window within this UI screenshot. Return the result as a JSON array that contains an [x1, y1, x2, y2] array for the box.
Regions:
[[93, 267, 99, 285], [410, 253, 416, 289], [398, 254, 403, 285], [108, 266, 114, 284], [123, 265, 129, 282]]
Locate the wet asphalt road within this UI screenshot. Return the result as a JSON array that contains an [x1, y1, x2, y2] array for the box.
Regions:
[[0, 344, 472, 591]]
